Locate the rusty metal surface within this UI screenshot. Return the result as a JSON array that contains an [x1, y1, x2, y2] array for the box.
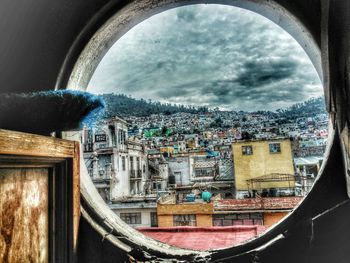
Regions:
[[0, 168, 49, 263]]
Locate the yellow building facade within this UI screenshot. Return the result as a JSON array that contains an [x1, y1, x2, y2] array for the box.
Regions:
[[159, 146, 175, 154], [157, 203, 213, 227], [232, 139, 295, 191]]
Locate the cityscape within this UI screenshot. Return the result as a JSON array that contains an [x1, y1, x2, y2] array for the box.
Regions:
[[80, 94, 328, 250]]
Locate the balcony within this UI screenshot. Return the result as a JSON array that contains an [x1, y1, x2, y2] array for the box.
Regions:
[[95, 145, 114, 154], [88, 168, 113, 185], [83, 143, 94, 152]]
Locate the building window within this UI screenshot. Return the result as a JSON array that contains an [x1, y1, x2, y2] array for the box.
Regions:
[[120, 130, 126, 144], [194, 168, 215, 177], [120, 130, 123, 144], [120, 213, 141, 224], [118, 129, 127, 144], [98, 143, 106, 149], [269, 143, 281, 153], [152, 182, 161, 191], [213, 213, 263, 226], [173, 214, 196, 226], [84, 143, 94, 152], [136, 157, 140, 170], [124, 131, 127, 144], [151, 212, 158, 227], [130, 156, 134, 170], [118, 129, 121, 144], [143, 164, 146, 173], [122, 156, 126, 171], [242, 145, 253, 155], [108, 125, 116, 146]]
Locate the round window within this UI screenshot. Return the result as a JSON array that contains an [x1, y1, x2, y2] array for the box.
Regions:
[[62, 0, 329, 260]]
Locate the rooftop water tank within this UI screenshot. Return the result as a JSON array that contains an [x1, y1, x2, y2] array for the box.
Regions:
[[186, 194, 196, 202], [201, 191, 212, 202]]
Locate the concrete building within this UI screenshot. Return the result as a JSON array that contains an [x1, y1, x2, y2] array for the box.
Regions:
[[148, 155, 170, 194], [81, 117, 157, 227], [157, 202, 213, 227], [127, 140, 148, 196], [110, 199, 157, 228], [166, 153, 235, 198], [232, 139, 295, 199], [82, 117, 149, 200], [157, 196, 301, 228], [294, 156, 323, 195], [214, 197, 302, 228], [167, 156, 193, 186]]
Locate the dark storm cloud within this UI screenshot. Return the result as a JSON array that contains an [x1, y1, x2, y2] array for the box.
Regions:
[[88, 5, 322, 111], [235, 59, 298, 87], [176, 8, 197, 22]]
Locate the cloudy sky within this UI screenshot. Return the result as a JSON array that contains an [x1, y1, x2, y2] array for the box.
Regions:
[[88, 4, 323, 111]]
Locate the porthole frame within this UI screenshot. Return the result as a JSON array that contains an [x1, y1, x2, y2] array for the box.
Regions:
[[58, 0, 344, 261]]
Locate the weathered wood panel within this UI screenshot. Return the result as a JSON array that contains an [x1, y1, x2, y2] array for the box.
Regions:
[[73, 141, 80, 249], [0, 129, 75, 158], [0, 168, 49, 263], [0, 129, 81, 254]]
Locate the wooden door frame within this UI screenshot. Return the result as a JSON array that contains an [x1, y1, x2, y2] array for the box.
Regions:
[[0, 129, 80, 262]]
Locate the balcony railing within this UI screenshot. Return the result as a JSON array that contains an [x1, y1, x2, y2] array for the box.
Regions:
[[88, 166, 113, 181], [83, 143, 94, 152], [130, 169, 142, 180]]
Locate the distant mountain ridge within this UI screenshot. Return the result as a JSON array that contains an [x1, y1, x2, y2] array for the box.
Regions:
[[276, 97, 327, 119], [100, 93, 209, 118], [100, 93, 327, 118]]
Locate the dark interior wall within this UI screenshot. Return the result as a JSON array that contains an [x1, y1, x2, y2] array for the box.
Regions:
[[0, 0, 123, 93], [274, 0, 322, 46], [0, 0, 322, 94], [1, 0, 350, 262], [77, 217, 129, 263]]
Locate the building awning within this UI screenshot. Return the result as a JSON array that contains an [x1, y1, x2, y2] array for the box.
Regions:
[[294, 156, 323, 166]]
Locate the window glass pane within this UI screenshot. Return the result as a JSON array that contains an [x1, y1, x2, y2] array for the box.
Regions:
[[243, 219, 254, 225], [213, 219, 223, 226], [223, 220, 233, 226], [120, 213, 141, 225], [237, 213, 250, 219], [250, 213, 263, 219], [269, 143, 281, 153], [173, 214, 197, 226], [242, 145, 253, 155], [224, 214, 237, 220]]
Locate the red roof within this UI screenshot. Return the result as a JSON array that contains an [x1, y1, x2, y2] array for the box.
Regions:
[[137, 226, 266, 250]]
